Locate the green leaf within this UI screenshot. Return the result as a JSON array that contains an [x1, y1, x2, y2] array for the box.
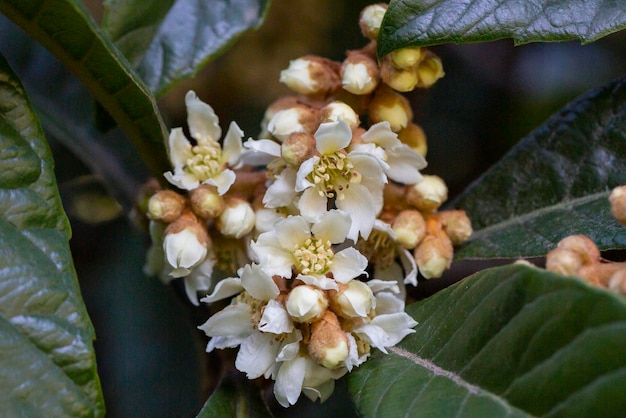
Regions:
[[378, 0, 626, 57], [133, 0, 270, 97], [452, 75, 626, 259], [0, 54, 103, 416], [348, 264, 626, 417], [0, 0, 170, 178], [102, 0, 175, 68], [196, 374, 272, 418]]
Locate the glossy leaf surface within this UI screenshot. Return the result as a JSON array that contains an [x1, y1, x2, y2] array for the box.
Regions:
[[348, 264, 626, 417], [453, 75, 626, 259], [0, 54, 104, 416], [378, 0, 626, 57]]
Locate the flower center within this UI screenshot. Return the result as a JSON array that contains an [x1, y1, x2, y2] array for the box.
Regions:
[[307, 152, 361, 200], [293, 237, 334, 275], [186, 142, 224, 181]]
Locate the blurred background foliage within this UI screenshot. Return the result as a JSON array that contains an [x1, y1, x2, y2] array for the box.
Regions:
[[1, 0, 625, 416]]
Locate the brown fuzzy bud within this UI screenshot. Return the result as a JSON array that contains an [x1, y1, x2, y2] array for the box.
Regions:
[[147, 190, 187, 223], [368, 87, 413, 132], [341, 51, 380, 95], [359, 3, 388, 40], [555, 235, 600, 266], [405, 175, 448, 212], [308, 311, 349, 369], [609, 269, 626, 295], [381, 56, 419, 92], [163, 211, 210, 278], [435, 210, 472, 245], [319, 100, 360, 130], [398, 123, 428, 157], [417, 52, 445, 88], [281, 132, 317, 166], [609, 185, 626, 226], [267, 104, 320, 142], [414, 219, 453, 279], [279, 56, 341, 98], [392, 210, 426, 249], [546, 248, 584, 277], [190, 185, 224, 219]]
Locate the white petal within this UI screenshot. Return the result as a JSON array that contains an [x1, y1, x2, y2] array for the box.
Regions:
[[241, 138, 281, 166], [385, 144, 427, 185], [206, 335, 245, 351], [184, 256, 215, 305], [331, 247, 368, 283], [163, 229, 207, 275], [361, 121, 401, 148], [198, 303, 253, 337], [311, 210, 351, 244], [399, 247, 418, 287], [298, 188, 328, 223], [236, 332, 280, 379], [374, 262, 407, 302], [185, 90, 221, 142], [276, 331, 303, 362], [367, 279, 400, 294], [314, 120, 351, 154], [337, 184, 378, 240], [263, 168, 298, 208], [349, 152, 387, 184], [259, 299, 293, 334], [249, 233, 295, 277], [222, 121, 244, 166], [353, 323, 390, 353], [255, 208, 286, 234], [370, 312, 417, 347], [375, 292, 405, 315], [275, 216, 311, 250], [344, 332, 360, 372], [241, 263, 280, 301], [274, 357, 307, 407], [199, 277, 243, 304], [297, 274, 339, 291], [295, 157, 318, 192], [164, 170, 199, 191], [205, 169, 236, 195], [167, 128, 193, 169]]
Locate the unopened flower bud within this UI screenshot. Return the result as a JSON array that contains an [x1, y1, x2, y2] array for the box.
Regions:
[[217, 197, 256, 238], [147, 190, 187, 223], [609, 269, 626, 295], [286, 285, 328, 323], [279, 56, 341, 97], [414, 228, 453, 279], [281, 132, 317, 166], [329, 280, 375, 318], [163, 211, 210, 278], [392, 210, 426, 249], [368, 87, 413, 132], [417, 52, 445, 88], [381, 57, 419, 92], [398, 123, 428, 157], [359, 3, 388, 40], [555, 235, 600, 266], [319, 101, 360, 130], [436, 210, 472, 245], [610, 185, 626, 226], [267, 106, 319, 142], [546, 248, 583, 277], [406, 175, 448, 212], [190, 185, 224, 219], [308, 311, 349, 369], [391, 47, 424, 69], [341, 51, 379, 95]]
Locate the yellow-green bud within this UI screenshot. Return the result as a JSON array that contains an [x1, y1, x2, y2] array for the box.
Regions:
[[368, 87, 413, 132], [398, 123, 428, 157], [381, 57, 419, 92], [417, 52, 445, 88], [392, 210, 426, 249], [391, 47, 424, 69], [406, 175, 448, 212], [414, 231, 453, 279]]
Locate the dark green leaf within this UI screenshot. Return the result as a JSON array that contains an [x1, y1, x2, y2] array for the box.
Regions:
[[196, 374, 273, 418], [0, 54, 104, 416], [452, 75, 626, 259], [102, 0, 175, 68], [135, 0, 270, 97], [378, 0, 626, 57], [0, 0, 170, 178], [348, 264, 626, 417]]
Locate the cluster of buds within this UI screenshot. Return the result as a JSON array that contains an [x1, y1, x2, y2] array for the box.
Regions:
[[542, 185, 626, 296], [141, 4, 470, 408]]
